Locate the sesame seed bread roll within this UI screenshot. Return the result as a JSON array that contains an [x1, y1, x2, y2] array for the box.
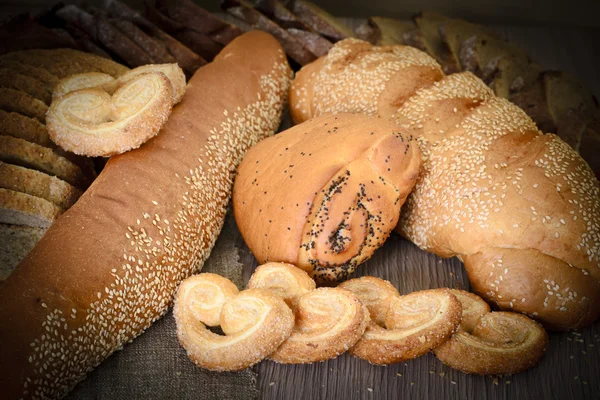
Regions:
[[0, 30, 291, 400], [233, 113, 421, 283], [289, 38, 600, 330]]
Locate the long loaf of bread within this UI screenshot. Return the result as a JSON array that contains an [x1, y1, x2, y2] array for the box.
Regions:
[[0, 30, 291, 399], [290, 38, 600, 330]]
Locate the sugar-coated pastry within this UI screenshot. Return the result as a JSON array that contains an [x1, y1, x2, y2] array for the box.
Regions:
[[247, 262, 316, 308], [339, 276, 400, 326], [174, 274, 294, 372], [348, 285, 462, 365], [269, 287, 369, 364], [434, 290, 548, 375]]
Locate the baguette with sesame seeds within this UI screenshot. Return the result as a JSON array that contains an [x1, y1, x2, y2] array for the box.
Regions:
[[0, 30, 291, 400], [290, 38, 600, 330]]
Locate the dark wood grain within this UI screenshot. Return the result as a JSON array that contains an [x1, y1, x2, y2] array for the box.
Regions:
[[237, 230, 600, 400]]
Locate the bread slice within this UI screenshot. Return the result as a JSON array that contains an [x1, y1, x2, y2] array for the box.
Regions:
[[0, 110, 51, 146], [0, 162, 81, 209], [0, 223, 46, 280], [0, 68, 51, 104], [0, 88, 48, 123], [0, 188, 61, 228], [0, 135, 90, 188], [0, 59, 59, 93]]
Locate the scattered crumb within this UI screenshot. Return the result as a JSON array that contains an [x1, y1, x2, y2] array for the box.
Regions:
[[397, 373, 403, 377], [269, 382, 275, 386], [176, 372, 181, 377], [574, 376, 579, 380], [439, 372, 446, 377], [505, 381, 511, 385], [493, 378, 499, 385], [429, 370, 435, 374], [367, 388, 373, 392], [410, 382, 415, 386]]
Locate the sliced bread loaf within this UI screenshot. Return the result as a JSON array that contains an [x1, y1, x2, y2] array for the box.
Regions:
[[0, 110, 51, 146], [0, 88, 48, 123], [0, 188, 61, 228], [0, 135, 90, 188], [0, 162, 81, 209]]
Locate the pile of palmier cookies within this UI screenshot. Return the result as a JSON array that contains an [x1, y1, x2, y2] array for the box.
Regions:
[[174, 262, 548, 375]]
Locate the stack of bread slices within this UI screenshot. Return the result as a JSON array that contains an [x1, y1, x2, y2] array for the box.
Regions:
[[0, 48, 129, 279]]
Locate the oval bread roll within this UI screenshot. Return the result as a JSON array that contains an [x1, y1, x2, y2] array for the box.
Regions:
[[233, 113, 421, 283], [0, 31, 291, 400], [289, 38, 600, 330]]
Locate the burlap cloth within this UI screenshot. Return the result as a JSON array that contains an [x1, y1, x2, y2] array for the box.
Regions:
[[67, 213, 259, 400]]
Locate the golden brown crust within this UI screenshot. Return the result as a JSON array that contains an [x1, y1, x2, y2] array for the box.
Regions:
[[174, 275, 293, 371], [463, 248, 600, 330], [339, 276, 400, 326], [0, 31, 291, 399], [47, 71, 176, 157], [233, 113, 421, 283], [52, 72, 116, 99], [349, 287, 461, 365], [247, 262, 316, 308], [447, 289, 490, 332], [269, 287, 369, 364], [289, 38, 600, 330], [54, 65, 187, 105], [117, 64, 187, 104], [434, 311, 549, 375]]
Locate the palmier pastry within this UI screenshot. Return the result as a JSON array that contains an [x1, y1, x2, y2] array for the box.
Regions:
[[233, 113, 421, 283], [47, 64, 186, 157], [434, 289, 549, 375], [53, 64, 187, 104], [247, 262, 316, 308], [342, 277, 461, 365], [269, 287, 369, 364], [174, 273, 294, 372]]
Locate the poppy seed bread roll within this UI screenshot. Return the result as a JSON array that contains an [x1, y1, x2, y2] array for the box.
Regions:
[[0, 31, 291, 400], [233, 113, 421, 283], [289, 38, 600, 330]]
